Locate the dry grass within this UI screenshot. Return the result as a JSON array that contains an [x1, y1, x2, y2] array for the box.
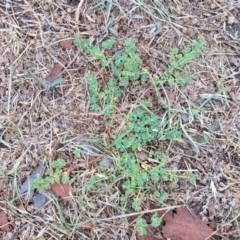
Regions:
[[1, 0, 240, 239]]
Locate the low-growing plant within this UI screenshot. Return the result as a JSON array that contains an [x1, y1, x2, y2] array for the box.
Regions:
[[74, 38, 147, 116], [111, 108, 182, 152], [151, 213, 162, 227], [136, 218, 148, 236], [73, 37, 204, 235], [31, 159, 70, 192], [160, 39, 206, 87]]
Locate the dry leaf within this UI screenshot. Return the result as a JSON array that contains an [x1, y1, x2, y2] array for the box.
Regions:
[[143, 83, 152, 99], [100, 156, 113, 167], [166, 90, 175, 104], [60, 40, 73, 50], [17, 203, 28, 213], [6, 51, 15, 62], [51, 182, 72, 203], [81, 222, 93, 229], [229, 91, 238, 102], [206, 199, 216, 217], [208, 219, 216, 231], [45, 57, 67, 82], [0, 210, 10, 232], [143, 12, 151, 23], [0, 178, 4, 191], [136, 151, 148, 161], [93, 119, 100, 125], [173, 102, 182, 111], [160, 207, 213, 240]]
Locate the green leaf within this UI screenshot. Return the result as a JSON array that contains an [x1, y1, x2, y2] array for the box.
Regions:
[[61, 173, 70, 184], [185, 172, 196, 185], [154, 192, 168, 203], [52, 159, 66, 170], [136, 218, 148, 236], [151, 213, 162, 227], [73, 38, 81, 47], [132, 198, 141, 211], [31, 176, 54, 192], [73, 149, 81, 158], [102, 38, 116, 50]]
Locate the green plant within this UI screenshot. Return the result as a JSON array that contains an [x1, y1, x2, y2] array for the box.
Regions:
[[157, 39, 207, 87], [151, 213, 162, 227], [111, 38, 147, 87], [85, 73, 101, 111], [136, 218, 148, 236], [111, 107, 182, 152], [101, 38, 116, 50], [185, 171, 196, 185], [74, 38, 147, 116], [31, 159, 70, 192], [73, 37, 206, 235], [73, 38, 109, 67], [73, 149, 81, 158]]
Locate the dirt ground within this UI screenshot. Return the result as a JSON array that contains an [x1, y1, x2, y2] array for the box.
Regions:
[[1, 0, 240, 239]]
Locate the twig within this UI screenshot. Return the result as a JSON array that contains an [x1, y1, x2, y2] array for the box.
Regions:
[[98, 205, 184, 221], [63, 157, 102, 173]]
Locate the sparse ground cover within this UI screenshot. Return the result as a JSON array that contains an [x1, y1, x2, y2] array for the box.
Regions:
[[1, 0, 240, 239]]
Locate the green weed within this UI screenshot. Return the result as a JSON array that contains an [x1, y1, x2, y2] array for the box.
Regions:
[[157, 39, 207, 86], [31, 159, 70, 192], [136, 218, 148, 236], [73, 37, 204, 235], [135, 214, 162, 236], [111, 108, 182, 152], [151, 213, 162, 227], [74, 38, 109, 67], [74, 38, 147, 116]]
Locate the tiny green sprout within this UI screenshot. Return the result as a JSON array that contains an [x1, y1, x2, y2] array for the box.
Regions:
[[136, 218, 148, 236], [31, 176, 54, 193], [102, 38, 116, 50], [158, 39, 207, 87], [198, 133, 209, 144], [185, 172, 196, 185], [62, 172, 70, 184], [73, 149, 81, 158], [73, 38, 81, 47], [132, 198, 142, 211], [74, 38, 110, 67], [151, 213, 162, 227], [85, 73, 101, 111], [52, 158, 66, 170], [154, 191, 168, 204]]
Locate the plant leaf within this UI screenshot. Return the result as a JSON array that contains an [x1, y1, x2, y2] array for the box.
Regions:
[[51, 182, 72, 203], [45, 57, 67, 82], [160, 207, 213, 240], [166, 90, 175, 104], [136, 228, 161, 240], [81, 222, 93, 229], [0, 207, 10, 232], [60, 40, 73, 50]]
